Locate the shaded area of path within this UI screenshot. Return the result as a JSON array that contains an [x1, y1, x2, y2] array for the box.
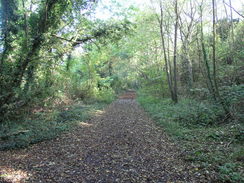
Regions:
[[0, 92, 202, 182]]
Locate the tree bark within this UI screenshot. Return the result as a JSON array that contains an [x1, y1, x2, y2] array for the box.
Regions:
[[212, 0, 231, 116], [157, 1, 174, 100], [199, 4, 216, 100], [172, 0, 179, 103]]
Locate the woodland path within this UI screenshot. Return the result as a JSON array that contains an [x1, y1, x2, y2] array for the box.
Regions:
[[0, 92, 201, 183]]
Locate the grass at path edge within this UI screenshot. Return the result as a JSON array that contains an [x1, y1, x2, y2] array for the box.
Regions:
[[137, 91, 243, 183], [0, 101, 109, 151]]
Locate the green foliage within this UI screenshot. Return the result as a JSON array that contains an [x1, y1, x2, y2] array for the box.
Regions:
[[219, 163, 244, 182], [95, 88, 116, 103], [233, 22, 244, 61], [0, 1, 243, 181], [137, 89, 224, 127], [220, 85, 244, 122], [137, 90, 244, 182], [216, 18, 232, 41], [0, 102, 108, 150], [0, 0, 135, 122]]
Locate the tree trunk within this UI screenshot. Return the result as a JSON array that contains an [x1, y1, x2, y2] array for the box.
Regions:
[[172, 0, 179, 103], [199, 4, 216, 100], [157, 1, 174, 100], [212, 0, 231, 116]]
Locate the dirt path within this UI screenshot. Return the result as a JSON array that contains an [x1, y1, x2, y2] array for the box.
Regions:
[[0, 93, 201, 183]]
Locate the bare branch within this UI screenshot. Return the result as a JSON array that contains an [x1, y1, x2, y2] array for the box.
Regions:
[[223, 1, 244, 18]]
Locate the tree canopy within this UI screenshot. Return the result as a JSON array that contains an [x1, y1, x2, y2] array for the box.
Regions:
[[0, 0, 243, 181]]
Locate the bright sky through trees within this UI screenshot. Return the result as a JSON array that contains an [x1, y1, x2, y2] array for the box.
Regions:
[[96, 0, 243, 20]]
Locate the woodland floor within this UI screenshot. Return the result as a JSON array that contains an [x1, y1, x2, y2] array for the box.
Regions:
[[0, 92, 205, 183]]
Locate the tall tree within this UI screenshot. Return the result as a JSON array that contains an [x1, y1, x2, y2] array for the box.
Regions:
[[212, 0, 231, 117], [172, 0, 179, 103], [156, 0, 174, 100], [178, 0, 196, 91], [199, 2, 216, 100], [0, 0, 133, 121]]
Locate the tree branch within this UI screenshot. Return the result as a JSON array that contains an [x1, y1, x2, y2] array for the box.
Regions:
[[223, 1, 244, 18]]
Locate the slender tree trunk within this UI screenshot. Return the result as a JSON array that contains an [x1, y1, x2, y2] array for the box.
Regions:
[[178, 2, 195, 92], [212, 0, 231, 116], [161, 28, 174, 100], [166, 19, 174, 89], [180, 36, 193, 90], [22, 0, 28, 48], [108, 60, 113, 76], [199, 4, 216, 100], [157, 1, 174, 100], [168, 45, 174, 91], [172, 0, 179, 103], [229, 0, 234, 64], [197, 34, 211, 93], [212, 0, 217, 94], [223, 0, 234, 65]]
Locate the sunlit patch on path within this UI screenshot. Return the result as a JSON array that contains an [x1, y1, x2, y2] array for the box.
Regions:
[[0, 168, 29, 183]]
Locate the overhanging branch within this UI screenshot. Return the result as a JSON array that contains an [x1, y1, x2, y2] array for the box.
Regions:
[[52, 22, 133, 47], [223, 1, 244, 18]]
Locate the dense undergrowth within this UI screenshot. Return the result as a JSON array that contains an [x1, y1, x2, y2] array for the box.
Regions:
[[0, 92, 115, 151], [137, 88, 244, 183]]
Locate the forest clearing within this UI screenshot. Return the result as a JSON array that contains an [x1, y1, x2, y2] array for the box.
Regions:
[[0, 0, 243, 182]]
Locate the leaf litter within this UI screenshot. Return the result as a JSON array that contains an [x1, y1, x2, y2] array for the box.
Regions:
[[0, 92, 207, 182]]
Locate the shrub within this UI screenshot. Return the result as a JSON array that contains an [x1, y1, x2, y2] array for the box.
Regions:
[[0, 102, 107, 151], [137, 91, 224, 127], [137, 89, 244, 183], [95, 87, 116, 103]]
